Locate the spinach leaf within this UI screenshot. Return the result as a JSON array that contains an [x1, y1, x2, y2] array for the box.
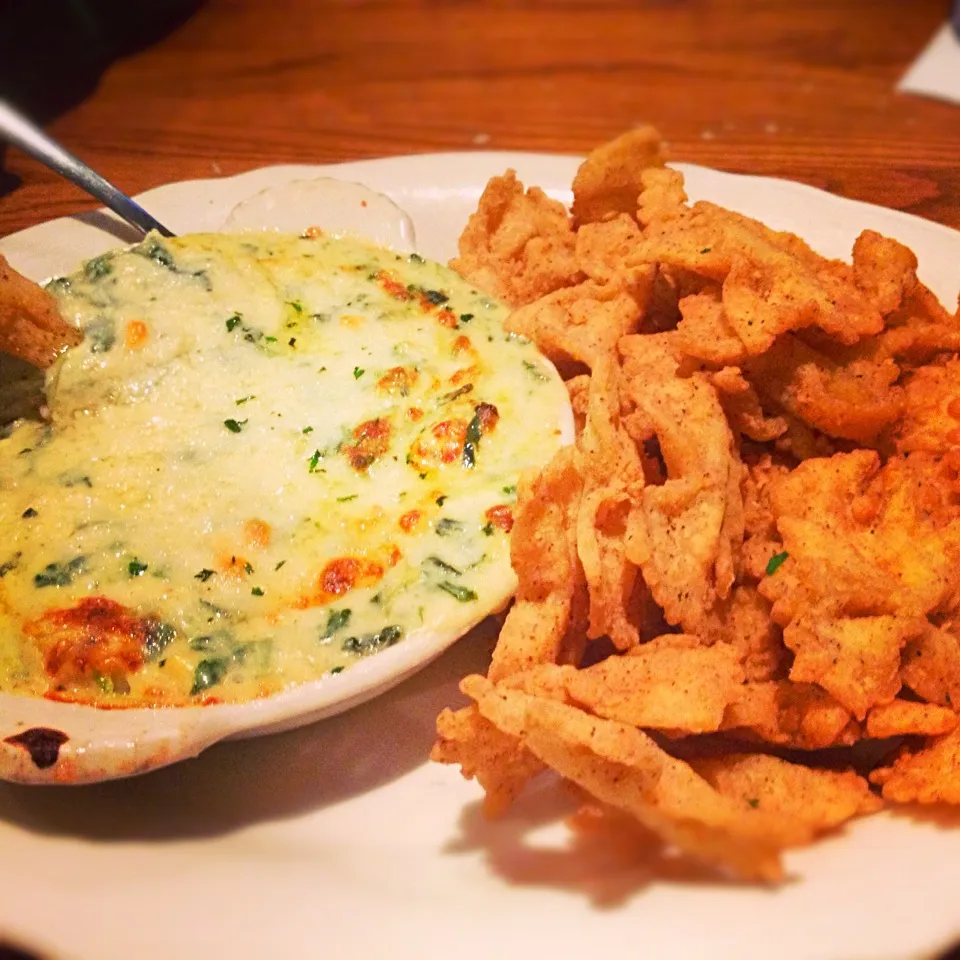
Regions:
[[462, 402, 498, 469], [144, 620, 176, 660], [86, 317, 116, 354], [34, 556, 86, 588], [191, 658, 230, 696], [83, 255, 113, 280], [45, 276, 72, 296], [438, 581, 477, 603], [322, 608, 351, 639], [342, 625, 403, 656], [138, 239, 176, 270]]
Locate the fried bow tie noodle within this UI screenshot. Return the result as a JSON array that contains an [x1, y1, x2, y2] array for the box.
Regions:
[[433, 127, 960, 882], [0, 253, 82, 367]]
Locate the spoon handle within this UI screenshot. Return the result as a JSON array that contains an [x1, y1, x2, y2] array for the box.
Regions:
[[0, 100, 175, 238]]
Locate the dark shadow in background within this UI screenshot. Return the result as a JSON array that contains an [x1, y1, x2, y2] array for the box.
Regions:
[[0, 0, 203, 196]]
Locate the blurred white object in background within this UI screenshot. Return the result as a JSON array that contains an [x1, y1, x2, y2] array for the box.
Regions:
[[899, 21, 960, 105]]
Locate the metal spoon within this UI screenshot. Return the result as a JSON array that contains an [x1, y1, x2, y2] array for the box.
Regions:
[[0, 100, 175, 238]]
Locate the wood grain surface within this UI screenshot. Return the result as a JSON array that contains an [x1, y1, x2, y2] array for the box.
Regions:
[[0, 0, 959, 237]]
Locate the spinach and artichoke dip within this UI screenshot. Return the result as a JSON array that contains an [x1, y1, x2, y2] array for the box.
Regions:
[[0, 232, 570, 708]]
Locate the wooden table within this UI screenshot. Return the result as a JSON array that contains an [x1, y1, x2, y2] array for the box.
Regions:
[[1, 0, 958, 239]]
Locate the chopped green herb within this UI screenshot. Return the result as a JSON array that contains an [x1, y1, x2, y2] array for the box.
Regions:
[[330, 665, 345, 675], [94, 672, 115, 695], [502, 484, 517, 496], [422, 289, 448, 305], [194, 568, 216, 582], [439, 581, 477, 603], [235, 395, 254, 405], [226, 314, 243, 332], [191, 658, 230, 696], [353, 366, 365, 379], [288, 337, 297, 347], [322, 608, 352, 639], [251, 586, 264, 596], [128, 559, 148, 577], [34, 556, 86, 588], [459, 313, 474, 323], [766, 551, 789, 576], [337, 494, 359, 502], [435, 495, 447, 506], [243, 561, 254, 575], [287, 300, 304, 314], [21, 507, 37, 519], [747, 798, 760, 809], [274, 560, 287, 571], [701, 246, 712, 254], [408, 253, 425, 264], [302, 426, 314, 434], [0, 552, 22, 578], [264, 336, 277, 343], [482, 523, 495, 536], [308, 449, 323, 472], [224, 418, 247, 433], [342, 624, 403, 655]]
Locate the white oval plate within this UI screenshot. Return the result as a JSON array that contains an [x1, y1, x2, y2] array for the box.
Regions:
[[1, 154, 959, 960]]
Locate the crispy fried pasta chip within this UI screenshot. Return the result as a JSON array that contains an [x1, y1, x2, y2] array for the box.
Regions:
[[502, 634, 744, 735], [571, 126, 665, 227], [620, 334, 743, 635], [0, 254, 82, 367], [434, 128, 960, 885], [450, 171, 582, 307], [486, 446, 588, 683]]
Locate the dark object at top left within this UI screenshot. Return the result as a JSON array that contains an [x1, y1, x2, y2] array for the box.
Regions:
[[0, 0, 202, 121]]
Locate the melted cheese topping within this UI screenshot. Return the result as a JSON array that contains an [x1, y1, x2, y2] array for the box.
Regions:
[[0, 233, 570, 707]]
